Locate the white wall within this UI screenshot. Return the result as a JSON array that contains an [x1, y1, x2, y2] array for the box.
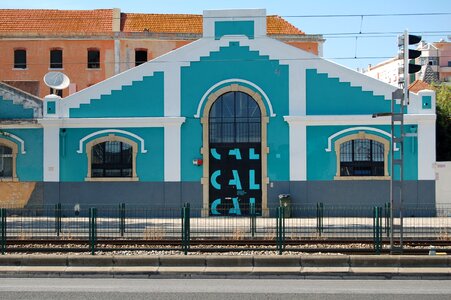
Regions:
[[435, 161, 451, 207]]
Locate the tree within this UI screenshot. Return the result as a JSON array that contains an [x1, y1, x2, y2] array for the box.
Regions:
[[434, 83, 451, 161]]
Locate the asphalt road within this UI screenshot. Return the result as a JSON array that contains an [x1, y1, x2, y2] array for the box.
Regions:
[[1, 278, 451, 299]]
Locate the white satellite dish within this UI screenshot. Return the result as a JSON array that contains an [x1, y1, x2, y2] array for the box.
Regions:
[[43, 71, 70, 90]]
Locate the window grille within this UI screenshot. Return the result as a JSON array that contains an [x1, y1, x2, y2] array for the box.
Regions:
[[0, 145, 13, 178], [340, 139, 384, 176], [209, 91, 261, 143], [91, 141, 132, 177]]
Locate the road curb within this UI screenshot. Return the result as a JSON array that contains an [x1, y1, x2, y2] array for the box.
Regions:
[[0, 254, 449, 278]]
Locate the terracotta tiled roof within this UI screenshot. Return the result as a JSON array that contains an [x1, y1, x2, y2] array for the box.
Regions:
[[121, 13, 203, 34], [408, 80, 432, 93], [121, 13, 304, 35], [0, 9, 114, 33], [0, 9, 305, 36], [267, 15, 304, 35]]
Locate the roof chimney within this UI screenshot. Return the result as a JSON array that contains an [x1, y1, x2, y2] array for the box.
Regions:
[[112, 8, 121, 32]]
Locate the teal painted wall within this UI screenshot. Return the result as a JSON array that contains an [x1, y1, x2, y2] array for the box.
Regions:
[[0, 96, 34, 119], [180, 41, 290, 181], [215, 21, 255, 39], [0, 129, 43, 181], [69, 72, 164, 118], [60, 127, 164, 182], [306, 125, 418, 180], [306, 69, 393, 115]]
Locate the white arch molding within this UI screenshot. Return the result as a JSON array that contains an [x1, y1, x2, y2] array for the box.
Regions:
[[77, 129, 148, 154], [325, 126, 399, 152], [194, 78, 275, 118], [0, 131, 26, 154]]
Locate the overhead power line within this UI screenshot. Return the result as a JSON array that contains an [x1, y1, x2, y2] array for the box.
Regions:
[[281, 12, 451, 18]]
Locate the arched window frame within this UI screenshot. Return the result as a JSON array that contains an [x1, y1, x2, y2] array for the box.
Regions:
[[0, 138, 18, 181], [200, 84, 270, 216], [85, 134, 139, 181], [334, 131, 390, 180]]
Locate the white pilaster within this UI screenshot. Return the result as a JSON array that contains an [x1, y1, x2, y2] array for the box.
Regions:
[[417, 120, 436, 180], [164, 125, 181, 181], [284, 117, 306, 180], [282, 60, 305, 116], [164, 63, 181, 116], [43, 125, 60, 182]]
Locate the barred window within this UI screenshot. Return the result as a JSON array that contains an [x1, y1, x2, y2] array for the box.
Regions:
[[339, 139, 384, 176], [91, 141, 132, 178], [0, 145, 13, 178], [209, 91, 261, 143]]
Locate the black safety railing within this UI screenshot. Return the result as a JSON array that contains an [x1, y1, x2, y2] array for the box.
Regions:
[[0, 203, 449, 255]]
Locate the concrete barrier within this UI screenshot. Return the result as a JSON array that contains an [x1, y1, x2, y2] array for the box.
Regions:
[[350, 255, 400, 268], [0, 255, 23, 266], [0, 254, 449, 278], [301, 256, 350, 267], [113, 256, 159, 267], [22, 255, 67, 266], [159, 255, 205, 267], [206, 256, 253, 267], [67, 255, 114, 267], [254, 256, 300, 267], [399, 256, 448, 267]]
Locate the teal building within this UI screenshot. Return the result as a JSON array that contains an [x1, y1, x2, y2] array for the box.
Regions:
[[0, 9, 436, 215]]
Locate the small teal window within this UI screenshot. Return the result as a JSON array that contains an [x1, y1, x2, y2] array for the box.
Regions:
[[422, 96, 431, 109], [47, 101, 56, 114], [215, 21, 255, 40]]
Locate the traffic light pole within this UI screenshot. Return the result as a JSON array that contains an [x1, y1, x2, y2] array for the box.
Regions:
[[377, 30, 421, 254]]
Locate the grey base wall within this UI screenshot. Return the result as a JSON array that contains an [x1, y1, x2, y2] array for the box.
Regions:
[[268, 180, 436, 217], [24, 180, 436, 216], [41, 182, 203, 208]]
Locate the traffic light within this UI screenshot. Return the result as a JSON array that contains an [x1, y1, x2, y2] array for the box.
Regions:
[[398, 31, 422, 75], [397, 30, 422, 104]]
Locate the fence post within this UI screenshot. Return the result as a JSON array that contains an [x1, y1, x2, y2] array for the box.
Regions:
[[181, 203, 190, 255], [276, 206, 285, 255], [89, 207, 97, 255], [373, 206, 382, 255], [250, 202, 256, 238], [316, 202, 324, 236], [119, 203, 125, 237], [384, 202, 390, 237], [1, 208, 6, 255], [55, 203, 62, 237]]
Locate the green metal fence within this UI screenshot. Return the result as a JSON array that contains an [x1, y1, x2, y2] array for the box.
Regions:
[[0, 203, 449, 255]]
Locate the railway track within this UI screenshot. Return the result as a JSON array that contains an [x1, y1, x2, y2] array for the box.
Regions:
[[2, 238, 450, 255]]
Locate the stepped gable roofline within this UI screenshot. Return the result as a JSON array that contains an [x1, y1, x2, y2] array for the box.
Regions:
[[0, 81, 43, 118]]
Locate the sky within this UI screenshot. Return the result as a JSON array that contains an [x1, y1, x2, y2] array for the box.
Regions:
[[1, 0, 450, 71]]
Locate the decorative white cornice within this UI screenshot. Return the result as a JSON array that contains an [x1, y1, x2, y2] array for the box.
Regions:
[[283, 114, 436, 126], [38, 117, 186, 128]]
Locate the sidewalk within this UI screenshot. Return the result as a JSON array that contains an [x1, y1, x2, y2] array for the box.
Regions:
[[0, 254, 450, 279]]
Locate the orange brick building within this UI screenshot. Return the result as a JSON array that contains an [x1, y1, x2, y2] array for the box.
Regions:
[[0, 8, 324, 98]]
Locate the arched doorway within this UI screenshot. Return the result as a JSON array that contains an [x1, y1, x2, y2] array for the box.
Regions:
[[201, 85, 268, 216]]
